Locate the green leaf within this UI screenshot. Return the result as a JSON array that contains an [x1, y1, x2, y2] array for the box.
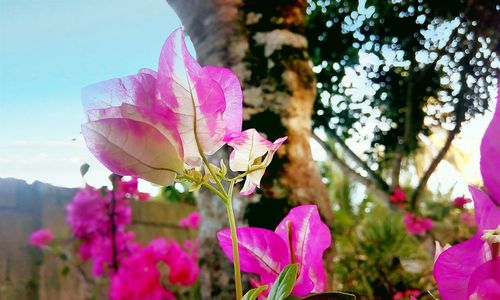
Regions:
[[188, 182, 202, 192], [299, 292, 356, 300], [80, 163, 90, 177], [268, 264, 298, 300], [242, 285, 269, 300], [220, 159, 228, 178], [61, 265, 70, 277]]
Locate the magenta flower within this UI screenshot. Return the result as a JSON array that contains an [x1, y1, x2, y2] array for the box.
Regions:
[[392, 289, 420, 300], [178, 211, 201, 230], [217, 205, 331, 297], [110, 238, 176, 300], [66, 185, 131, 240], [82, 28, 243, 185], [460, 211, 476, 227], [434, 87, 500, 299], [454, 196, 472, 209], [226, 129, 287, 195], [403, 213, 433, 236], [66, 184, 134, 276], [164, 241, 200, 285], [390, 187, 407, 204], [29, 229, 54, 248], [115, 177, 150, 201], [110, 238, 199, 300]]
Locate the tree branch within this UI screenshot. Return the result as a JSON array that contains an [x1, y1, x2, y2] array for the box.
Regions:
[[410, 103, 465, 209], [323, 132, 390, 192], [391, 72, 414, 189], [313, 133, 391, 202]]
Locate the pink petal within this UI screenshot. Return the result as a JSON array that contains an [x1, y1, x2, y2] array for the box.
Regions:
[[480, 85, 500, 204], [29, 229, 54, 248], [157, 28, 226, 165], [469, 186, 500, 232], [274, 205, 331, 296], [239, 171, 263, 196], [87, 104, 184, 159], [217, 227, 290, 285], [82, 69, 158, 112], [434, 235, 488, 300], [203, 66, 243, 135], [227, 129, 274, 172], [82, 118, 184, 186], [227, 130, 287, 195], [467, 258, 500, 299]]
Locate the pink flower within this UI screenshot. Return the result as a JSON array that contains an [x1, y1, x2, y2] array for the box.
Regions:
[[178, 211, 201, 230], [164, 241, 199, 285], [81, 28, 243, 184], [217, 205, 331, 297], [392, 289, 420, 300], [29, 229, 54, 248], [226, 129, 287, 195], [453, 196, 472, 208], [110, 238, 199, 300], [434, 86, 500, 299], [460, 211, 476, 227], [66, 185, 131, 240], [183, 239, 198, 261], [66, 183, 135, 276], [390, 187, 407, 204], [110, 239, 175, 300], [403, 213, 433, 236]]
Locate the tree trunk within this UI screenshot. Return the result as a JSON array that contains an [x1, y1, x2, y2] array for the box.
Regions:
[[166, 0, 333, 297]]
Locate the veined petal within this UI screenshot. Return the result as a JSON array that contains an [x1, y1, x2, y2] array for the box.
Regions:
[[86, 104, 184, 160], [203, 66, 243, 136], [82, 118, 184, 186], [274, 205, 331, 296], [434, 235, 488, 300], [228, 129, 274, 172], [82, 69, 157, 113], [480, 85, 500, 204], [469, 186, 500, 232], [228, 130, 287, 195], [157, 28, 226, 166], [217, 227, 290, 285], [467, 258, 500, 299], [240, 169, 265, 196]]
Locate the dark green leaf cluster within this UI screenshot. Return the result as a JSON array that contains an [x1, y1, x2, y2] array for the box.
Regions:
[[307, 0, 499, 169]]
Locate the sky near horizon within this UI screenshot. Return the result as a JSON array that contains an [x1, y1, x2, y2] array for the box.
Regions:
[[0, 1, 496, 197], [0, 0, 183, 190]]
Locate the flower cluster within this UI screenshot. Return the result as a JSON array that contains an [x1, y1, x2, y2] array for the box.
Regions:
[[34, 176, 201, 299], [402, 213, 433, 236], [110, 238, 199, 300], [392, 289, 419, 300], [434, 88, 500, 299], [390, 187, 407, 205], [389, 188, 434, 236], [66, 179, 135, 276], [81, 28, 286, 197], [453, 195, 472, 209], [29, 228, 54, 248], [178, 211, 201, 230]]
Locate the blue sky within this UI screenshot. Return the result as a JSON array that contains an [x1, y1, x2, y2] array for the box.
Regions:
[[0, 0, 182, 189]]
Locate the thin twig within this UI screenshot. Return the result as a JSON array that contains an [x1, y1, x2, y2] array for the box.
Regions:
[[109, 178, 119, 272], [313, 133, 391, 202]]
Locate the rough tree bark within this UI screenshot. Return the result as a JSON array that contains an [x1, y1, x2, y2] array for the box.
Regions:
[[166, 0, 333, 298]]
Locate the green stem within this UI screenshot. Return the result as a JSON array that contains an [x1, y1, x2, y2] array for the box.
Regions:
[[186, 79, 242, 299], [225, 192, 243, 300], [201, 182, 227, 201]]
